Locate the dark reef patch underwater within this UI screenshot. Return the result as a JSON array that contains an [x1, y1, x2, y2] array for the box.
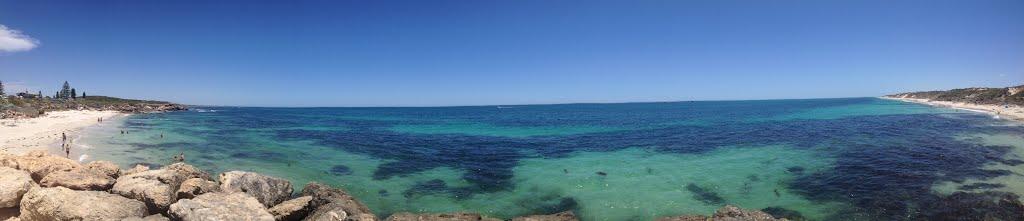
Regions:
[[78, 98, 1024, 220]]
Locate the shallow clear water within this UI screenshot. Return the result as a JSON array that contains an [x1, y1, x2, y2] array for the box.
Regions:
[[73, 98, 1024, 220]]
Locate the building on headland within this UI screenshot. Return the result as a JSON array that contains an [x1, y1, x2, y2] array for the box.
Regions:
[[16, 91, 40, 99]]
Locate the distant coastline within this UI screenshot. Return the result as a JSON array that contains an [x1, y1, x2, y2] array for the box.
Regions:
[[883, 84, 1024, 122]]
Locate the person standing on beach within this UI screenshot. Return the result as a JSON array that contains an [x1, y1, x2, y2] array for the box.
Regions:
[[60, 132, 70, 158]]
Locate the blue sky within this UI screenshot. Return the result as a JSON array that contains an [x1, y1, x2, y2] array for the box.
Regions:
[[1, 0, 1022, 107]]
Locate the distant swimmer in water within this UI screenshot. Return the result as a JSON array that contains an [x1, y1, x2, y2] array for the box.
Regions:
[[563, 169, 568, 174], [173, 152, 185, 162], [160, 133, 164, 139], [774, 189, 781, 198], [596, 171, 607, 176]]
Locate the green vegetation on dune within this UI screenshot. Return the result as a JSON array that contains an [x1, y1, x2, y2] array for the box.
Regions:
[[0, 80, 185, 118], [887, 84, 1024, 105]]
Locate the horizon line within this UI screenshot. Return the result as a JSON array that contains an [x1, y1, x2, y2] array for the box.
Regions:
[[183, 96, 884, 109]]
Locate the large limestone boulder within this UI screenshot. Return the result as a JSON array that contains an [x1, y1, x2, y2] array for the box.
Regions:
[[300, 182, 376, 220], [385, 212, 500, 221], [657, 205, 787, 221], [268, 196, 314, 221], [167, 192, 274, 221], [2, 151, 79, 181], [219, 171, 293, 207], [0, 153, 14, 168], [0, 167, 34, 208], [122, 165, 150, 176], [163, 163, 210, 181], [302, 203, 358, 221], [18, 187, 148, 221], [39, 169, 115, 191], [176, 178, 220, 200], [112, 169, 185, 214], [121, 214, 171, 221], [510, 211, 578, 221], [83, 160, 121, 178]]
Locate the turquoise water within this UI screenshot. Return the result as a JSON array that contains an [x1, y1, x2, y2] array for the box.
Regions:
[[73, 98, 1024, 220]]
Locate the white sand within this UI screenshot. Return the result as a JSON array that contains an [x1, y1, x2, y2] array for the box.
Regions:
[[0, 110, 125, 155], [883, 97, 1024, 122]]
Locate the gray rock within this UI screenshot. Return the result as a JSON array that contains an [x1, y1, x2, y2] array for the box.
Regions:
[[710, 205, 784, 221], [656, 216, 710, 221], [300, 182, 376, 220], [656, 205, 787, 221], [176, 178, 220, 200], [385, 212, 500, 221], [163, 163, 210, 181], [39, 169, 115, 191], [121, 214, 170, 221], [167, 192, 274, 221], [18, 187, 147, 221], [122, 165, 150, 176], [302, 203, 350, 221], [1, 151, 79, 181], [219, 171, 293, 208], [510, 211, 578, 221], [268, 196, 314, 221], [83, 160, 121, 178], [112, 169, 185, 214], [0, 167, 34, 208]]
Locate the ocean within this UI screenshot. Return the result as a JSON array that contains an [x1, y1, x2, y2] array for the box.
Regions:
[[72, 97, 1024, 220]]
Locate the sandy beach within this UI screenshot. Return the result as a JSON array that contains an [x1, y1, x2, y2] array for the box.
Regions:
[[0, 110, 124, 156], [883, 97, 1024, 122]]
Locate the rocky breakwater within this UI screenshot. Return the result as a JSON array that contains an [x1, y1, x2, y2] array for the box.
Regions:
[[0, 150, 786, 221], [106, 103, 188, 114]]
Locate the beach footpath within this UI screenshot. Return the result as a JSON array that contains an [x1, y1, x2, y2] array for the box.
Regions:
[[0, 150, 785, 221]]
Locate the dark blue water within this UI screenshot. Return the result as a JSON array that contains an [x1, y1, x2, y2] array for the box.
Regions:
[[80, 98, 1024, 220]]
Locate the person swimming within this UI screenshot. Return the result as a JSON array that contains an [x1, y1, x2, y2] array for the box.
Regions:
[[172, 152, 186, 162]]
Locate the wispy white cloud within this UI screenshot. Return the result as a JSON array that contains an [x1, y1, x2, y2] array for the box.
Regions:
[[0, 25, 39, 53]]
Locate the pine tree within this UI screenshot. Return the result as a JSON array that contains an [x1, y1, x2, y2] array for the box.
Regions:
[[0, 80, 5, 96], [82, 92, 86, 98], [61, 81, 71, 99], [38, 91, 42, 99], [71, 88, 77, 99]]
